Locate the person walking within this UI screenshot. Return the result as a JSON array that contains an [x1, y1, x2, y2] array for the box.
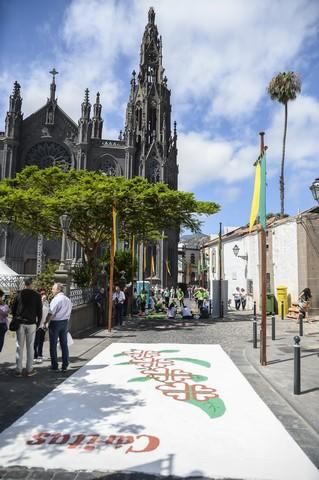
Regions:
[[233, 286, 241, 310], [240, 288, 247, 311], [34, 289, 49, 363], [11, 277, 42, 377], [94, 287, 106, 326], [112, 285, 125, 326], [138, 289, 147, 316], [0, 289, 9, 353], [163, 287, 170, 308], [44, 283, 72, 372], [176, 287, 185, 308]]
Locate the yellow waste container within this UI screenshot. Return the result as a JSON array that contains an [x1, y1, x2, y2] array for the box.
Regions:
[[276, 285, 288, 318]]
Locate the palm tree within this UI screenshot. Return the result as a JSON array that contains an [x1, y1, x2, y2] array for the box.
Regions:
[[267, 71, 301, 216]]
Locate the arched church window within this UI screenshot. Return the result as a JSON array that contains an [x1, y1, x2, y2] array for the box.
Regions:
[[25, 141, 71, 170], [100, 158, 117, 176], [149, 106, 156, 135], [46, 107, 54, 124], [149, 158, 160, 183], [147, 65, 155, 83]]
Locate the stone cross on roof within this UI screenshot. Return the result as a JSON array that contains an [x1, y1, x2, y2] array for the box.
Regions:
[[49, 68, 59, 81]]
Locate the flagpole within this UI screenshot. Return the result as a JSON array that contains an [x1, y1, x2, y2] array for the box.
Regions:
[[259, 132, 267, 366], [151, 256, 154, 294], [107, 206, 116, 332]]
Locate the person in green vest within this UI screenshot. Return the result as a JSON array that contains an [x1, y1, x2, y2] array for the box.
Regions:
[[163, 288, 170, 308], [138, 290, 147, 316], [195, 288, 205, 310], [176, 287, 184, 308]]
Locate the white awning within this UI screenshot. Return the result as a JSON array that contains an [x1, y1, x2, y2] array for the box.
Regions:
[[0, 259, 18, 276]]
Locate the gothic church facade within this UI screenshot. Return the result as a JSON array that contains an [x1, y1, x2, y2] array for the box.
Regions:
[[0, 8, 178, 286]]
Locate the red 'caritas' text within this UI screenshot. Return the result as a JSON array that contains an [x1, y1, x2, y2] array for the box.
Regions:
[[26, 432, 160, 453]]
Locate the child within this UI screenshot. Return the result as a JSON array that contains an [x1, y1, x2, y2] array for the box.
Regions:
[[34, 289, 49, 362]]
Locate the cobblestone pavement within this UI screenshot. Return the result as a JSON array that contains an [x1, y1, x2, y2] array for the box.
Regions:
[[0, 307, 318, 479]]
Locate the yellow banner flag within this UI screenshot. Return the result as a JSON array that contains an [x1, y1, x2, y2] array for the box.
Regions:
[[112, 206, 117, 256], [166, 259, 171, 276], [249, 161, 261, 231], [151, 255, 155, 275]]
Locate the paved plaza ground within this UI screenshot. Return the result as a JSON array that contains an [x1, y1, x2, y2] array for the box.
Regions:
[[0, 307, 318, 479]]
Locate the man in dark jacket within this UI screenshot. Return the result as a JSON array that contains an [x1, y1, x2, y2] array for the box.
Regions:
[[11, 277, 42, 377]]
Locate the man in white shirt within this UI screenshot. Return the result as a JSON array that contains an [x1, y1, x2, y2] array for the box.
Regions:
[[45, 283, 72, 372], [112, 285, 125, 327]]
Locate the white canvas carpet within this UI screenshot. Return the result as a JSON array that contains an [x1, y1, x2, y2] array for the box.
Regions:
[[0, 343, 318, 480]]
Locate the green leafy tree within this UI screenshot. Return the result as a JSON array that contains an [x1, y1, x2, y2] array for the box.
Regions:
[[267, 71, 301, 216], [0, 167, 219, 285], [33, 260, 59, 297]]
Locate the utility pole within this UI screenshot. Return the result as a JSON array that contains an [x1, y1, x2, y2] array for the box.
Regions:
[[219, 222, 223, 317], [259, 132, 267, 366]]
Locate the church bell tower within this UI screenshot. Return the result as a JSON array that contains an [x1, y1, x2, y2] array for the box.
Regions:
[[124, 7, 178, 286]]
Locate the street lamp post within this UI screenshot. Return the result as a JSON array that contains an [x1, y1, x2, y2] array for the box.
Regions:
[[55, 212, 72, 296], [310, 178, 319, 204], [101, 261, 107, 328], [58, 212, 72, 271], [233, 244, 248, 261]]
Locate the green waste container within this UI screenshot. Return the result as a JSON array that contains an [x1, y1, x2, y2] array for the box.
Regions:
[[266, 293, 275, 314]]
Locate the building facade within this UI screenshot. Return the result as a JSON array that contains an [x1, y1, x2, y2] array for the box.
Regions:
[[0, 8, 178, 285], [201, 208, 319, 315]]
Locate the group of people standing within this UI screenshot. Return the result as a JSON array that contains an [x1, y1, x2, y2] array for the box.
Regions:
[[0, 277, 72, 377], [232, 286, 247, 310]]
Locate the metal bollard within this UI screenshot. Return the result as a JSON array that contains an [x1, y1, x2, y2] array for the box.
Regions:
[[281, 301, 284, 320], [299, 311, 303, 337], [253, 317, 257, 348], [221, 300, 224, 318], [253, 301, 256, 317], [293, 336, 301, 395], [271, 313, 276, 340]]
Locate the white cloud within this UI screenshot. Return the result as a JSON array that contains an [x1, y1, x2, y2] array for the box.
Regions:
[[147, 0, 319, 118], [1, 0, 318, 126], [178, 131, 257, 191], [0, 0, 318, 197], [267, 94, 319, 172]]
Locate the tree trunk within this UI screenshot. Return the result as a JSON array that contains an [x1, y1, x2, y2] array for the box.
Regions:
[[280, 102, 288, 216], [85, 246, 99, 287]]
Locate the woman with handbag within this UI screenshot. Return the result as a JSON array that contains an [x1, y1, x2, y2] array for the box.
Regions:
[[0, 289, 9, 353], [11, 277, 42, 377]]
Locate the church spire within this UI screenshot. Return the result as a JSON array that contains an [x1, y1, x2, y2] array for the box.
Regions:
[[148, 6, 155, 24], [92, 92, 103, 139], [5, 81, 23, 138], [78, 88, 92, 144], [138, 6, 165, 86], [81, 88, 91, 119]]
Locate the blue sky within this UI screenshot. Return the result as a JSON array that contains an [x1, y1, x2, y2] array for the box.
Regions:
[[1, 0, 319, 234]]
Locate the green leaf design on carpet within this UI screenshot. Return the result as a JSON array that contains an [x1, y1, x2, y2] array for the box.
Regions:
[[128, 376, 152, 383], [113, 352, 127, 357], [191, 374, 208, 382], [187, 396, 226, 418], [158, 349, 180, 353], [167, 357, 211, 368], [115, 361, 131, 365]]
